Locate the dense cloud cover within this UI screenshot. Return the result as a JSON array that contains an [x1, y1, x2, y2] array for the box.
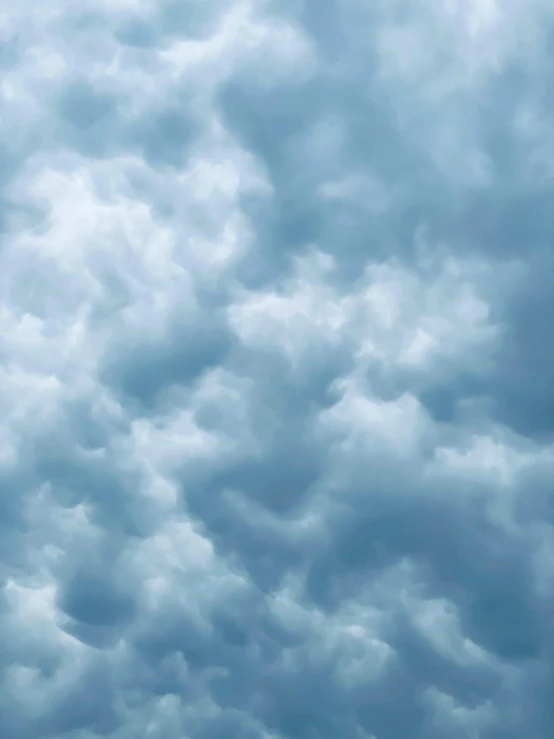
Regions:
[[1, 1, 554, 737]]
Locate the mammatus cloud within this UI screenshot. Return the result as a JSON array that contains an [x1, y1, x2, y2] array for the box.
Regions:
[[1, 0, 554, 737]]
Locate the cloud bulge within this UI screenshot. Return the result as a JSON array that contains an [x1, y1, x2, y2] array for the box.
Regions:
[[1, 0, 554, 737]]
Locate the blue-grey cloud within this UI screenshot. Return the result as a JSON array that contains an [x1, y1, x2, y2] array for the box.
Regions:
[[1, 1, 554, 738]]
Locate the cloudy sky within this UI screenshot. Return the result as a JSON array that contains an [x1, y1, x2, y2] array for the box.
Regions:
[[1, 1, 554, 737]]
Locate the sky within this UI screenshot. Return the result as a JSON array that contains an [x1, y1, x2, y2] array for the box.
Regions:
[[1, 1, 554, 737]]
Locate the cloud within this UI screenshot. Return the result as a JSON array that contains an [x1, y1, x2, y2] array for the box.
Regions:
[[1, 0, 554, 737]]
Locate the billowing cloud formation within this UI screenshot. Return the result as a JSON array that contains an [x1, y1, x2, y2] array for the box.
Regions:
[[2, 0, 554, 737]]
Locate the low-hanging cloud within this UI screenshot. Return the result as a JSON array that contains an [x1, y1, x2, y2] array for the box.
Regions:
[[2, 0, 554, 737]]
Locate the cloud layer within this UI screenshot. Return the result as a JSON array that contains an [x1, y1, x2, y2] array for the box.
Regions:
[[2, 1, 554, 737]]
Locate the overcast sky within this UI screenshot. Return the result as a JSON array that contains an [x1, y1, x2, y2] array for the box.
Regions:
[[1, 1, 554, 737]]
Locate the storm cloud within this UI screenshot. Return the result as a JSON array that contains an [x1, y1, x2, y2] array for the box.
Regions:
[[2, 1, 554, 737]]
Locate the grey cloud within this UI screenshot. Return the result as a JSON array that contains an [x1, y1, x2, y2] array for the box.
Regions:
[[101, 311, 233, 412], [2, 0, 554, 738]]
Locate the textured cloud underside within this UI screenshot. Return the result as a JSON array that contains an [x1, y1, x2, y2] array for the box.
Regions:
[[2, 1, 554, 737]]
